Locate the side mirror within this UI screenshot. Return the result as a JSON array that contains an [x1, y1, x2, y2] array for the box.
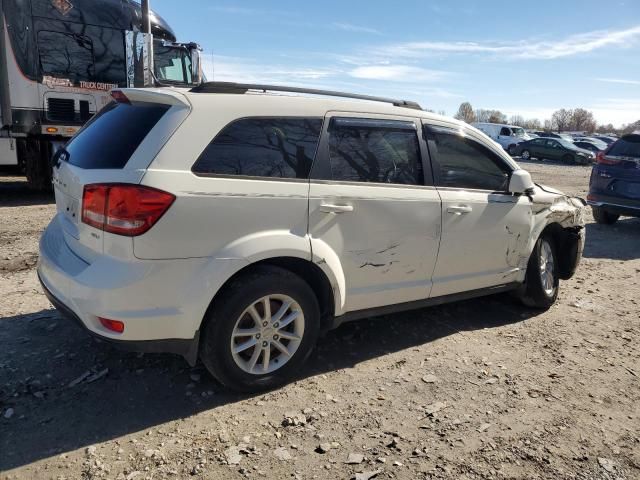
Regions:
[[189, 45, 203, 85], [509, 169, 535, 194]]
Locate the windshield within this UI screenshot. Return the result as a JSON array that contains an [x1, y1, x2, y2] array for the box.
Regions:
[[512, 127, 526, 137], [154, 43, 192, 84]]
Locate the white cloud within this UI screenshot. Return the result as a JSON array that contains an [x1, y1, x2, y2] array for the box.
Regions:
[[348, 65, 448, 82], [332, 22, 381, 35], [377, 25, 640, 60], [596, 77, 640, 85]]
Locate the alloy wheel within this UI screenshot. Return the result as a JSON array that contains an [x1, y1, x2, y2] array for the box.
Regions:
[[230, 294, 305, 375], [539, 239, 555, 295]]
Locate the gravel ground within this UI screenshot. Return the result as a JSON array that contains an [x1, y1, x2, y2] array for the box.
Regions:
[[1, 160, 639, 480]]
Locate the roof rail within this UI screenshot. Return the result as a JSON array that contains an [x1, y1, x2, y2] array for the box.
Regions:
[[190, 82, 422, 110]]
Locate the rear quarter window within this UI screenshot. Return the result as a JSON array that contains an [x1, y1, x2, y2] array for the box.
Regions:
[[64, 101, 170, 169], [192, 117, 323, 179]]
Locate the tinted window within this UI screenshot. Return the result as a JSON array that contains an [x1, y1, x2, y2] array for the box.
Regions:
[[328, 119, 422, 185], [38, 31, 95, 82], [64, 101, 170, 169], [608, 135, 640, 158], [192, 118, 323, 179], [500, 127, 511, 136], [427, 128, 510, 191]]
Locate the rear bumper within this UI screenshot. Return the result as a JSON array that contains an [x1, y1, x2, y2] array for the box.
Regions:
[[587, 195, 640, 218], [37, 214, 247, 362], [38, 274, 199, 364]]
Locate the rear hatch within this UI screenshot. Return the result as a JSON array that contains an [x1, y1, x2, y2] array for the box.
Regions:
[[52, 89, 190, 261], [598, 134, 640, 199]]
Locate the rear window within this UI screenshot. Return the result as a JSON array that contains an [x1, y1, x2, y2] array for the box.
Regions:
[[608, 135, 640, 158], [192, 117, 323, 179], [64, 101, 170, 169]]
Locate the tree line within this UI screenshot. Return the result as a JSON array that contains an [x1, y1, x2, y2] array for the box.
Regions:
[[452, 101, 639, 135]]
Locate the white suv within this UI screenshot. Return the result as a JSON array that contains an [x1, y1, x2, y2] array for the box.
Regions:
[[38, 83, 586, 392]]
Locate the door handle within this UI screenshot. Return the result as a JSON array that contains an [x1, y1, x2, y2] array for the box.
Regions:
[[320, 203, 354, 214], [447, 205, 472, 215]]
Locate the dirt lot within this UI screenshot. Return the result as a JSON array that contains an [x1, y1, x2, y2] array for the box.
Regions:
[[1, 161, 638, 480]]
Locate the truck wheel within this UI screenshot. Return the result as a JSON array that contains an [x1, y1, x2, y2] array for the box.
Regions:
[[200, 265, 320, 392], [592, 206, 619, 225], [518, 234, 559, 310], [20, 139, 53, 191]]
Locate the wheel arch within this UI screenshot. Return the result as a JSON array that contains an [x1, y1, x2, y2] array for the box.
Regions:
[[534, 222, 584, 280], [199, 256, 338, 337]]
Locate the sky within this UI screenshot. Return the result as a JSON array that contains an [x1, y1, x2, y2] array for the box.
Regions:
[[153, 0, 640, 128]]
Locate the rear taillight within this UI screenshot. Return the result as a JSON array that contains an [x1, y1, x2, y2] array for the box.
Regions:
[[596, 151, 621, 166], [82, 184, 175, 236]]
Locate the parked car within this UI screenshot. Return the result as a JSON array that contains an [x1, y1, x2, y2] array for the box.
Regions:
[[588, 133, 640, 224], [593, 136, 617, 145], [533, 131, 574, 141], [38, 83, 586, 392], [515, 137, 595, 164], [471, 122, 531, 155], [573, 138, 608, 153]]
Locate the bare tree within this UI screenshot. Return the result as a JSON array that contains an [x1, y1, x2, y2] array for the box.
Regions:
[[523, 118, 541, 130], [509, 115, 525, 127], [487, 110, 506, 123], [454, 102, 476, 123], [622, 120, 640, 134], [551, 108, 573, 132], [543, 119, 552, 130], [570, 108, 596, 133]]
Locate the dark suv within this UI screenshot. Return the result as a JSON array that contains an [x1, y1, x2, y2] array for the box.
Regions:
[[588, 134, 640, 224]]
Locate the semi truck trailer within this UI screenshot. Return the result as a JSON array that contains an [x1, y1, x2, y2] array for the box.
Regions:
[[0, 0, 202, 189]]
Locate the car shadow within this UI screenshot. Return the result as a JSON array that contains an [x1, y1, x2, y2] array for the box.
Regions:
[[0, 293, 535, 471], [0, 170, 54, 207], [583, 218, 640, 260]]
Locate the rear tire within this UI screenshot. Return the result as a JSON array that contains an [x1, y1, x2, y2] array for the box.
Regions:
[[200, 266, 320, 392], [592, 206, 619, 225], [521, 149, 531, 161], [518, 234, 559, 310]]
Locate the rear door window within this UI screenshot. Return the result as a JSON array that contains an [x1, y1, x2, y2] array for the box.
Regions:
[[327, 118, 423, 185], [192, 118, 323, 179], [64, 101, 170, 169], [608, 135, 640, 158]]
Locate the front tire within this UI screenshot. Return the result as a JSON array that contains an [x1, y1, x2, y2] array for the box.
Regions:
[[518, 235, 559, 309], [592, 206, 619, 225], [200, 266, 320, 392], [508, 144, 518, 156]]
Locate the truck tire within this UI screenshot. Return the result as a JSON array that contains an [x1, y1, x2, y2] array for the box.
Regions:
[[19, 139, 53, 191]]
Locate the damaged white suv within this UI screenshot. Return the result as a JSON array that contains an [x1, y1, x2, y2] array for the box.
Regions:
[[38, 83, 586, 392]]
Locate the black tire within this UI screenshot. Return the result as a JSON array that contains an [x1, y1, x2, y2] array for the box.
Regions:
[[521, 149, 532, 161], [19, 139, 53, 191], [562, 154, 574, 164], [518, 234, 559, 309], [592, 206, 619, 225], [200, 265, 320, 392], [508, 144, 518, 156]]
